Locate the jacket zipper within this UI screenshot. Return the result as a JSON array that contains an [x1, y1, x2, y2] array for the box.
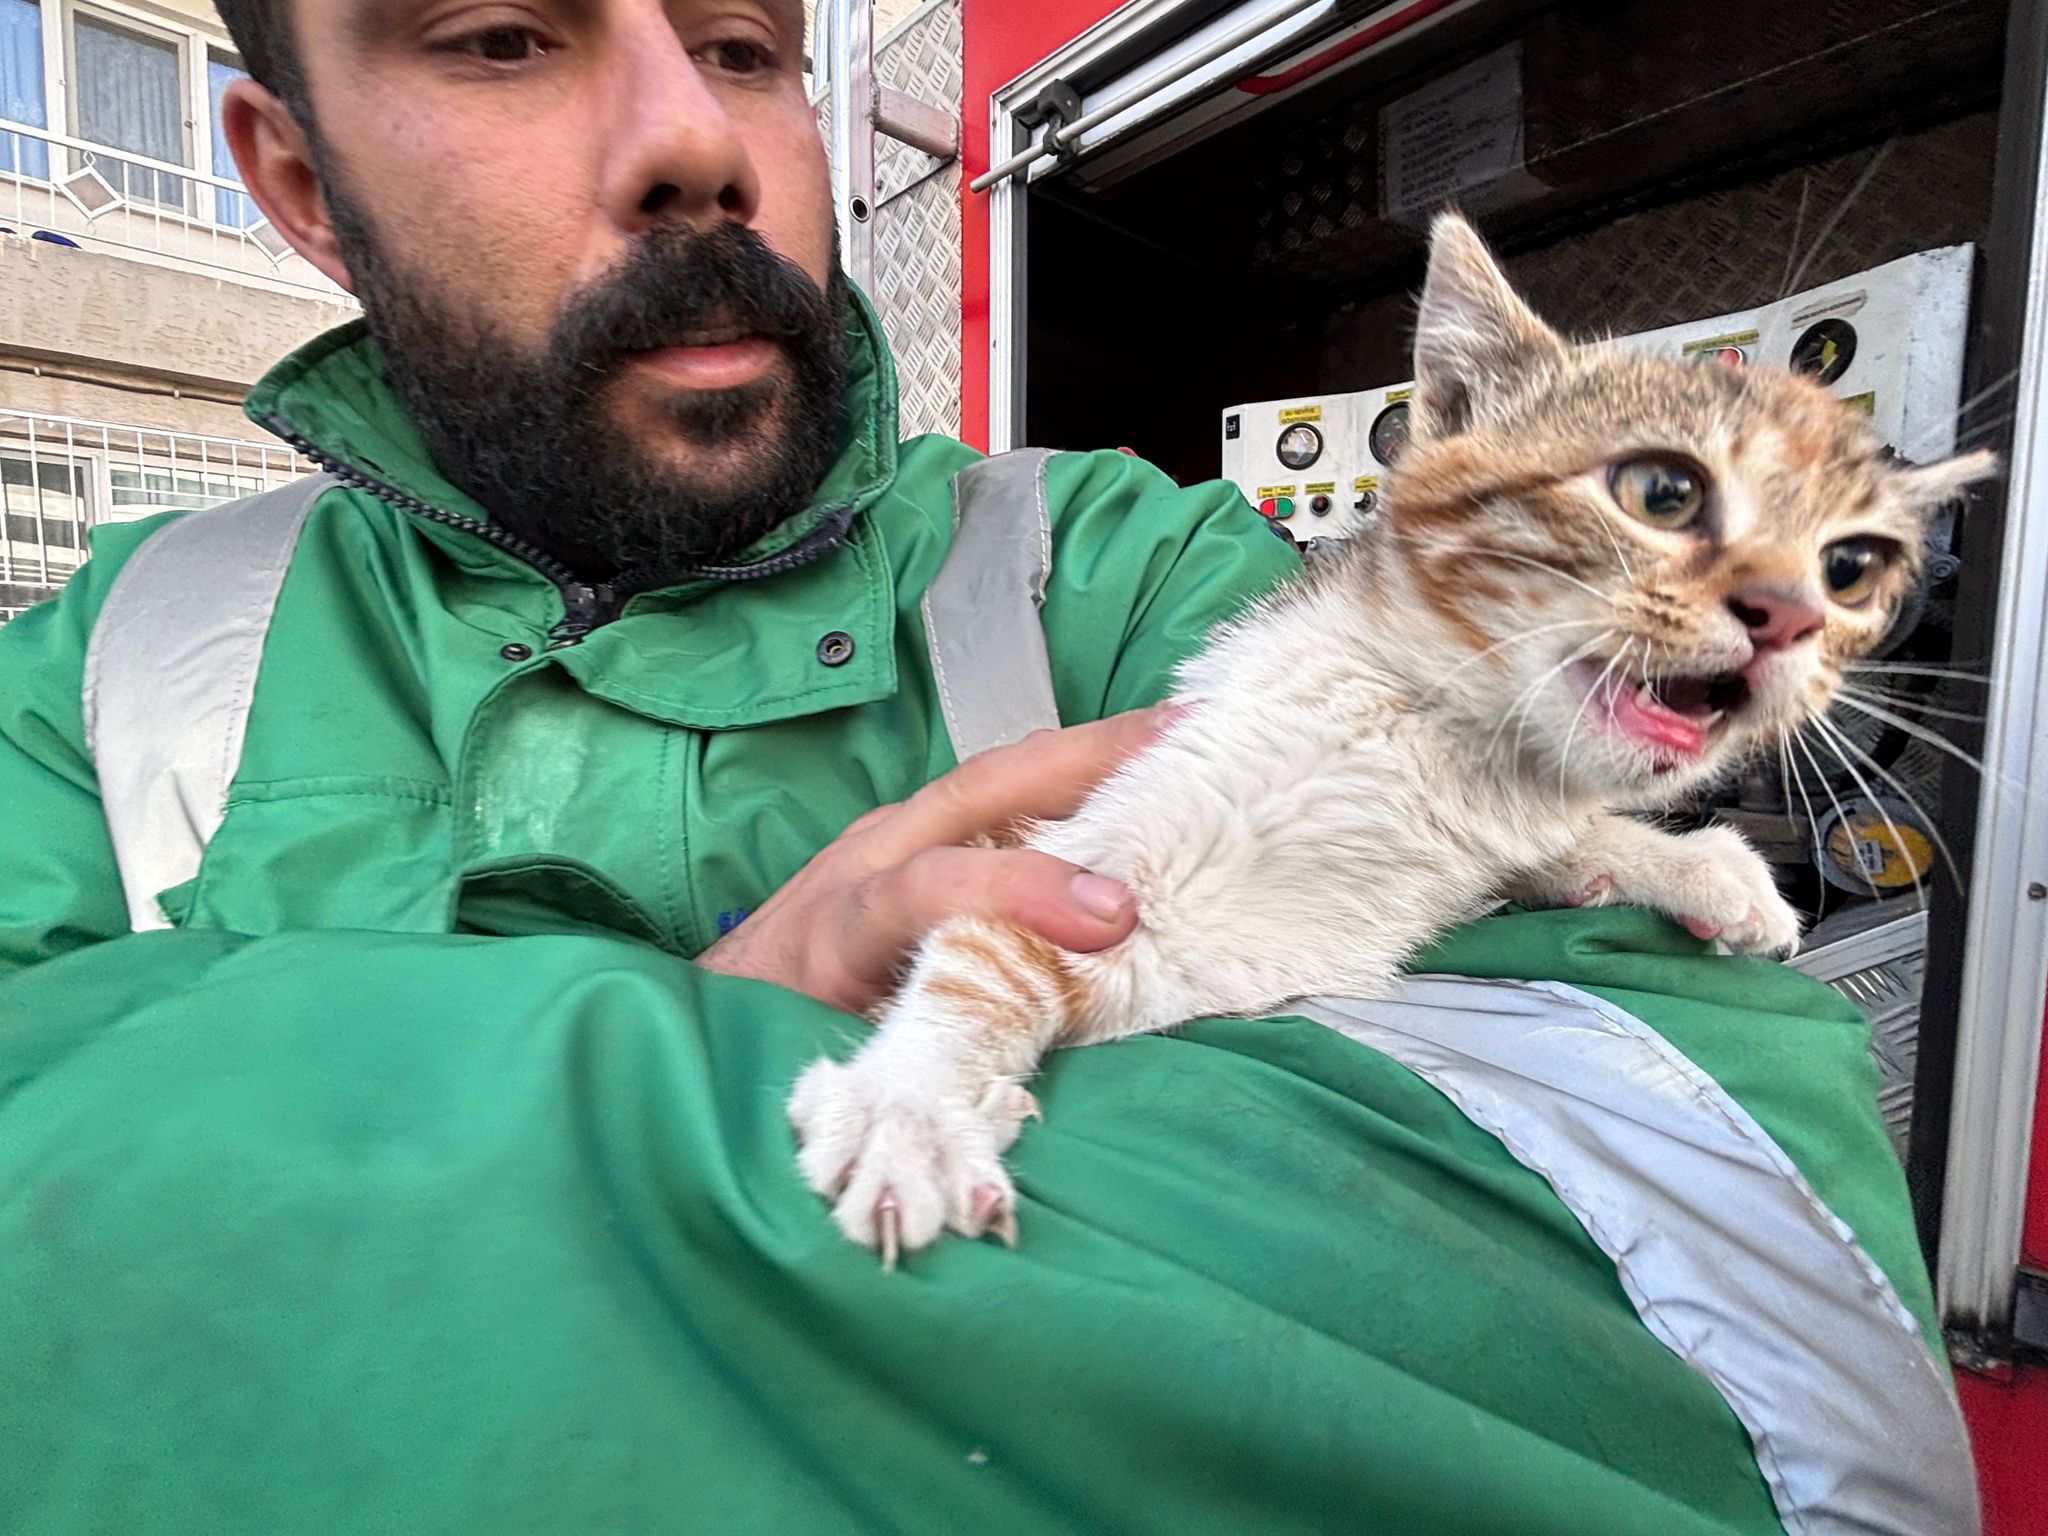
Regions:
[[261, 414, 859, 648]]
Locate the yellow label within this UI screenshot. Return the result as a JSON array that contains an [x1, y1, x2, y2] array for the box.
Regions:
[[1279, 405, 1323, 424], [1827, 813, 1933, 890], [1384, 386, 1416, 405], [1305, 481, 1337, 495], [1256, 485, 1297, 501], [1842, 391, 1878, 416], [1354, 475, 1381, 494], [1682, 329, 1761, 356]]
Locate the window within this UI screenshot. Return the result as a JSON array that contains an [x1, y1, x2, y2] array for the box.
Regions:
[[207, 50, 258, 229], [71, 7, 186, 208], [1, 453, 91, 587], [109, 462, 261, 516], [0, 0, 46, 180]]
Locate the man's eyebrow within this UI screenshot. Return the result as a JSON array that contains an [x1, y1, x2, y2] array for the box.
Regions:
[[341, 0, 423, 47]]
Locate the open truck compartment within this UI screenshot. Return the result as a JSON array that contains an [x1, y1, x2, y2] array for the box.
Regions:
[[956, 0, 2048, 1356]]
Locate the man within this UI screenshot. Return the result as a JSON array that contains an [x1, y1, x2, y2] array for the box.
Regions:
[[0, 3, 1972, 1532]]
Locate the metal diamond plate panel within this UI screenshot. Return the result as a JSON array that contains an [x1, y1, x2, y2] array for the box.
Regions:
[[812, 1, 962, 439], [875, 1, 963, 205], [874, 165, 963, 439]]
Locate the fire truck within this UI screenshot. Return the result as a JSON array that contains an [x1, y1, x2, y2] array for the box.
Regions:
[[814, 0, 2048, 1522]]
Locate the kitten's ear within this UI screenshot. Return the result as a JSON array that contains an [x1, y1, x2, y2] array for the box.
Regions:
[[1412, 211, 1567, 439], [1894, 448, 2002, 513]]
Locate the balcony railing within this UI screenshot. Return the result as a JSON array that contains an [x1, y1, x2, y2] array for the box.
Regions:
[[0, 116, 354, 304], [0, 409, 315, 621]]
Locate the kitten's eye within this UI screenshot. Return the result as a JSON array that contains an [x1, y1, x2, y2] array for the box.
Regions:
[[1822, 537, 1894, 606], [1609, 458, 1706, 529]]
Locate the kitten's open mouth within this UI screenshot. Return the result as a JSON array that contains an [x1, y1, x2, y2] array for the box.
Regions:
[[1573, 660, 1751, 759]]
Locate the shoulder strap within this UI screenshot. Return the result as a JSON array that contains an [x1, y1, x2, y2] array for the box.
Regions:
[[924, 449, 1063, 764], [83, 475, 333, 932], [1298, 978, 1980, 1536]]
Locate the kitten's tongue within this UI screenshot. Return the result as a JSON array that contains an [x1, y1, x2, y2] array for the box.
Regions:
[[1582, 667, 1728, 757], [1607, 682, 1713, 756]]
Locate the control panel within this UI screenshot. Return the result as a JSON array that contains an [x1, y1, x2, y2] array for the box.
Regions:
[[1219, 244, 1974, 544]]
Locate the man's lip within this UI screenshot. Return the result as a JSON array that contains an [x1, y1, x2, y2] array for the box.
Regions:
[[625, 334, 779, 391]]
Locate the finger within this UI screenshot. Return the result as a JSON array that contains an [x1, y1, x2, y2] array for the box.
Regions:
[[838, 847, 1140, 988], [861, 706, 1180, 863]]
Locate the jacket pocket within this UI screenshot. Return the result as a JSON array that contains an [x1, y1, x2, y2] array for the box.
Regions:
[[183, 777, 457, 935]]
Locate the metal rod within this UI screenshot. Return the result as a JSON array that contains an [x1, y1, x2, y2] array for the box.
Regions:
[[823, 0, 876, 292], [969, 0, 1334, 193]]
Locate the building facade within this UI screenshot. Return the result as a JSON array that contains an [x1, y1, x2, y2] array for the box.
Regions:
[[0, 0, 350, 620]]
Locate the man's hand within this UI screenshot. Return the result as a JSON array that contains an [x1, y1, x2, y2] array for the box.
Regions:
[[697, 707, 1175, 1017]]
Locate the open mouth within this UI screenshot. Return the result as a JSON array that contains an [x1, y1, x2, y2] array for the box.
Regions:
[[1574, 660, 1752, 758]]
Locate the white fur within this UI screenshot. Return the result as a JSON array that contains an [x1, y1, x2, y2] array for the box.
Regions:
[[787, 540, 1800, 1259]]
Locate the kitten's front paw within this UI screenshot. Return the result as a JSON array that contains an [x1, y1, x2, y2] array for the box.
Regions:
[[1640, 826, 1803, 958], [787, 1053, 1041, 1267]]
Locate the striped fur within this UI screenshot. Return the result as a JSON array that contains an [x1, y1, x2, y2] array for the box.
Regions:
[[789, 213, 1997, 1263]]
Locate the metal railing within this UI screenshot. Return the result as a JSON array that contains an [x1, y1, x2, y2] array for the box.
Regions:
[[0, 116, 353, 303], [0, 409, 314, 621]]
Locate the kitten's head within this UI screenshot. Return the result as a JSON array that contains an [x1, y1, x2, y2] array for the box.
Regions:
[[1387, 212, 1996, 805]]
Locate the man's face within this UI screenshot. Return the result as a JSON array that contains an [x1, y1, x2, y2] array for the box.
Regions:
[[286, 0, 847, 576]]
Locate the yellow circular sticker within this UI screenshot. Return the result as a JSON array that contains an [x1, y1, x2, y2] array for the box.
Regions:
[[1824, 809, 1934, 891]]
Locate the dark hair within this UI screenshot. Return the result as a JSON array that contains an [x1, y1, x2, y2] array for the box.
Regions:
[[213, 0, 312, 122]]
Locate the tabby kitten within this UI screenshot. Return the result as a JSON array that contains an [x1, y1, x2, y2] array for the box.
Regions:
[[789, 212, 1995, 1265]]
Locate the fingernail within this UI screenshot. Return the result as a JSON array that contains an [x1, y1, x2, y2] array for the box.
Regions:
[[1070, 872, 1133, 921]]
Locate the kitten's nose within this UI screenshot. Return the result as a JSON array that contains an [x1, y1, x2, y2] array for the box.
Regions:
[[1728, 588, 1826, 652]]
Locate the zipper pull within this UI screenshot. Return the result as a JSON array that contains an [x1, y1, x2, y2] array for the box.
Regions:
[[547, 582, 614, 648]]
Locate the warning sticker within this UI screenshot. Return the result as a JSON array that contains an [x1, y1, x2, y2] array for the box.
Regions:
[[1257, 485, 1297, 501], [1385, 386, 1416, 405], [1305, 481, 1337, 495], [1380, 42, 1537, 226], [1279, 405, 1323, 425], [1354, 475, 1381, 494], [1842, 391, 1878, 416], [1682, 329, 1762, 357]]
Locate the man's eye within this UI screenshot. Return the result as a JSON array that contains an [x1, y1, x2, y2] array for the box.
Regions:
[[705, 39, 778, 75], [460, 26, 549, 64]]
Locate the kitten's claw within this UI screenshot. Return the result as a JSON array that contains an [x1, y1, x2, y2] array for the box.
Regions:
[[1562, 874, 1614, 908], [788, 1053, 1033, 1263], [876, 1193, 902, 1273]]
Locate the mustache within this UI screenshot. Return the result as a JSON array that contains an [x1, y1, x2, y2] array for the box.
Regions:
[[553, 223, 834, 380]]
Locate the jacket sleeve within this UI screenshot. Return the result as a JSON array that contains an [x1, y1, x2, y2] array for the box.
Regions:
[[1036, 449, 1301, 722], [0, 521, 165, 980]]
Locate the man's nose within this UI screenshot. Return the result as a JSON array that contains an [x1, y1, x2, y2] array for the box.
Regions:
[[599, 17, 760, 233], [1727, 587, 1826, 652]]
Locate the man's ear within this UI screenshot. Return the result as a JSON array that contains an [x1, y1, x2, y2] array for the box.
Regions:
[[220, 78, 356, 296], [1411, 210, 1566, 439]]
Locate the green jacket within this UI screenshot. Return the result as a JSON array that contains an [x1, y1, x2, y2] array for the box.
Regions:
[[0, 299, 1947, 1534]]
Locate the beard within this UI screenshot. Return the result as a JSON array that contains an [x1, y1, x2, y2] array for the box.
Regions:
[[322, 175, 852, 580]]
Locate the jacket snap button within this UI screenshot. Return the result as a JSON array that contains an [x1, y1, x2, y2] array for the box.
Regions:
[[500, 642, 534, 663], [817, 630, 856, 667]]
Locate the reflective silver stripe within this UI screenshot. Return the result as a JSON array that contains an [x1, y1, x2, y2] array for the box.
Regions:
[[82, 477, 332, 932], [923, 449, 1063, 762], [1296, 979, 1979, 1536]]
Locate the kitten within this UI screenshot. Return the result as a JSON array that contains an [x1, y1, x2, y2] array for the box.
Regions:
[[789, 212, 1996, 1266]]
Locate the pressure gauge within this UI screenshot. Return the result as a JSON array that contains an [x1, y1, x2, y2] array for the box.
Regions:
[[1370, 401, 1412, 465], [1276, 422, 1324, 472]]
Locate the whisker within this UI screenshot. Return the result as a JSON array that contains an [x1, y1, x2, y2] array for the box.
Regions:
[[1827, 694, 2022, 791], [1785, 138, 1895, 297], [1812, 715, 1965, 894], [1834, 686, 1986, 725], [1779, 174, 1813, 299], [1809, 716, 1926, 899], [1489, 630, 1614, 768], [1782, 728, 1825, 855], [1953, 367, 2021, 423], [1845, 661, 1989, 683], [1420, 618, 1615, 699], [1381, 526, 1618, 606], [1559, 641, 1631, 798], [1790, 729, 1862, 894]]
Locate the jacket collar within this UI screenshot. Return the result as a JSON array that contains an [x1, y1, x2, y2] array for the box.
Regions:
[[242, 286, 902, 591]]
